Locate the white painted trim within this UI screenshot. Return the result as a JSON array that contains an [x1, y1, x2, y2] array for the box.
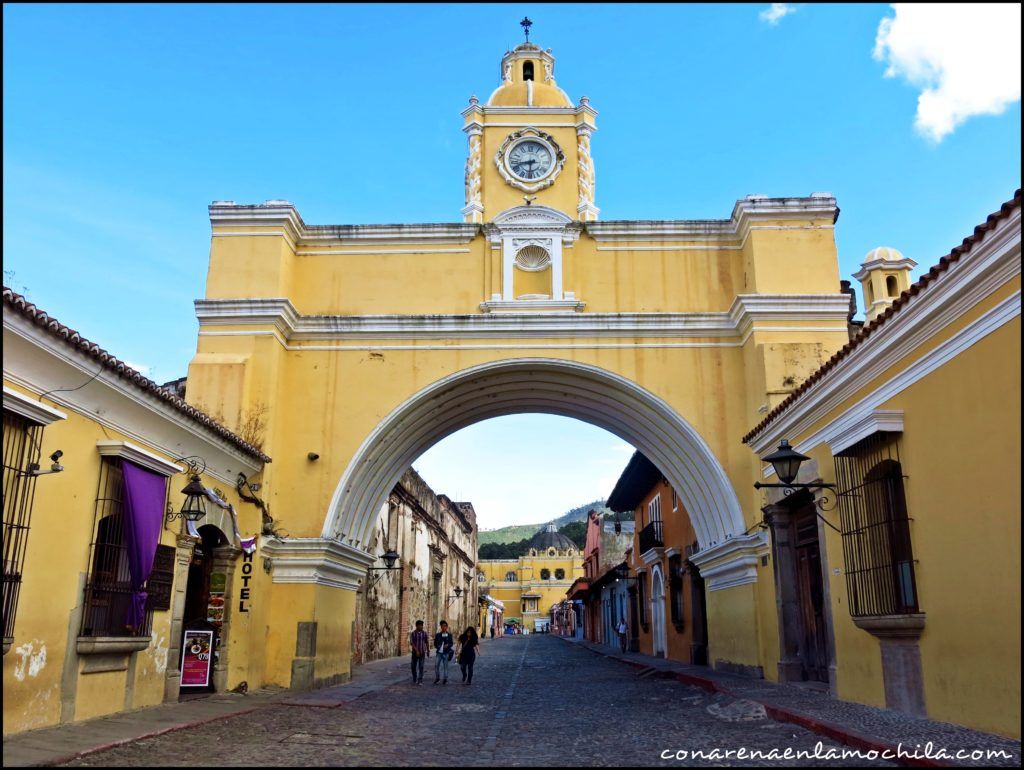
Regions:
[[480, 299, 585, 313], [687, 531, 769, 591], [262, 536, 375, 591], [3, 317, 263, 484], [480, 122, 580, 127], [749, 212, 1020, 454], [776, 291, 1021, 460], [818, 410, 904, 455], [194, 294, 849, 341], [323, 358, 751, 589], [297, 248, 472, 256], [2, 386, 67, 425], [96, 441, 183, 477], [197, 327, 846, 352]]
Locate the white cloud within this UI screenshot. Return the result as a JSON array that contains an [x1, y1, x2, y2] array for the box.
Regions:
[[760, 3, 796, 25], [873, 4, 1022, 142], [122, 360, 152, 376]]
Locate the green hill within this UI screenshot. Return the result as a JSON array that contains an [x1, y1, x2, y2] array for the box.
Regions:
[[476, 499, 612, 547]]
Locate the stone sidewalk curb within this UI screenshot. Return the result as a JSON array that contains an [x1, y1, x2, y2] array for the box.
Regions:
[[40, 705, 269, 768], [560, 637, 949, 769], [4, 652, 418, 768]]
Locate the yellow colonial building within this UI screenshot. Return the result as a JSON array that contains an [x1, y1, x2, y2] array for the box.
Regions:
[[183, 33, 853, 696], [743, 191, 1020, 737], [3, 288, 269, 735], [477, 525, 584, 632]]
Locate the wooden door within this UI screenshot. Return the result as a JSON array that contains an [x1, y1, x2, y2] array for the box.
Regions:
[[793, 510, 829, 683]]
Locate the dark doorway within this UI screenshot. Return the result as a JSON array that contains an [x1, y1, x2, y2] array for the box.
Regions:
[[179, 525, 226, 697], [792, 507, 829, 682], [767, 492, 833, 687], [686, 543, 709, 666]]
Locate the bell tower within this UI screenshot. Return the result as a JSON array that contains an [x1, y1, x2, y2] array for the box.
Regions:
[[462, 20, 598, 224]]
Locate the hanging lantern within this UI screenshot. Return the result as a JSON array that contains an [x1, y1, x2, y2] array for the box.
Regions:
[[178, 475, 208, 522]]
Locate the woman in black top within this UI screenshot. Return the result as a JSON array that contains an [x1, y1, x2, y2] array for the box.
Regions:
[[457, 626, 481, 685]]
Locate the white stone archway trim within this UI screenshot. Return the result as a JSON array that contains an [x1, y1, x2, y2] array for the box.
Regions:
[[320, 358, 758, 591]]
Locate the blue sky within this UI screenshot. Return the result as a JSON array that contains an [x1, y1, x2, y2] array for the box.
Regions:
[[4, 4, 1020, 528]]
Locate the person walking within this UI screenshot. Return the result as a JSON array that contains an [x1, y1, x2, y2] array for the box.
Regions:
[[409, 620, 429, 685], [490, 626, 495, 639], [457, 626, 481, 685], [616, 619, 628, 653], [433, 620, 455, 684]]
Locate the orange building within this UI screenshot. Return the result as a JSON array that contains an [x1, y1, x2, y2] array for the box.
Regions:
[[607, 451, 709, 665]]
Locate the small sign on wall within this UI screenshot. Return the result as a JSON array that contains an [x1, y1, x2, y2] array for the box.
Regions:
[[180, 630, 214, 687]]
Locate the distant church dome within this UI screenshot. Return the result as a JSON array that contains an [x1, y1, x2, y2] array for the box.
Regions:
[[863, 246, 906, 263], [527, 523, 575, 552]]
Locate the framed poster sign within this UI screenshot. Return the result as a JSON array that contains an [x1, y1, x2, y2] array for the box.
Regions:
[[180, 630, 214, 687]]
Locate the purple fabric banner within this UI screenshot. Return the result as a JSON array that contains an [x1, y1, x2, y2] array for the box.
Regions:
[[121, 461, 168, 630]]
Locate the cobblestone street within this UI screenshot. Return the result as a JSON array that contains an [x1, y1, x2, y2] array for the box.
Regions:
[[60, 636, 900, 767]]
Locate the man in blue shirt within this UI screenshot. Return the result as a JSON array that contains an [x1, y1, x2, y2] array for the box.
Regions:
[[433, 620, 455, 684]]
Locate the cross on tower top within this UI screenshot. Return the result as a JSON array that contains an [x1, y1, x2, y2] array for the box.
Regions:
[[520, 17, 532, 41]]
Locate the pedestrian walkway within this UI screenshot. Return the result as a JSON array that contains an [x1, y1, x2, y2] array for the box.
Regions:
[[1, 653, 414, 768], [560, 635, 1020, 767]]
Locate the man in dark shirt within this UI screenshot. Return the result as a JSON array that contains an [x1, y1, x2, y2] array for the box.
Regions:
[[433, 620, 455, 684], [409, 620, 429, 685]]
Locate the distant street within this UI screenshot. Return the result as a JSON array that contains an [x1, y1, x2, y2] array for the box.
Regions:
[[61, 636, 888, 767]]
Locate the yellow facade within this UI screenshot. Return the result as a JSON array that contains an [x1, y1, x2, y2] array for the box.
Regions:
[[183, 36, 852, 699], [744, 194, 1021, 737], [478, 527, 584, 631], [3, 292, 268, 734]]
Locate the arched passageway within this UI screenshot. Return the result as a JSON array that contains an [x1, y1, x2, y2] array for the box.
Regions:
[[324, 358, 747, 567]]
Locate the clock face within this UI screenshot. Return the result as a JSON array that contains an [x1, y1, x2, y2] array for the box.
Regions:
[[508, 140, 553, 181]]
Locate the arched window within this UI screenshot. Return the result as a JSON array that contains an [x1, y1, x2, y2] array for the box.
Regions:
[[548, 547, 556, 556], [886, 274, 899, 297], [540, 568, 551, 580], [477, 572, 485, 582], [835, 435, 918, 617], [523, 61, 534, 81], [505, 571, 516, 582], [554, 568, 565, 580]]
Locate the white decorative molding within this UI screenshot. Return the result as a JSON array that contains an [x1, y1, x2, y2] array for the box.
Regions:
[[3, 316, 263, 484], [194, 295, 850, 340], [490, 205, 575, 302], [96, 441, 183, 477], [209, 202, 478, 247], [763, 290, 1021, 467], [324, 358, 749, 580], [640, 546, 665, 567], [749, 210, 1020, 455], [2, 386, 67, 425], [687, 531, 770, 592], [261, 536, 376, 591], [852, 257, 918, 281], [586, 194, 838, 245], [818, 410, 904, 455], [494, 128, 566, 194]]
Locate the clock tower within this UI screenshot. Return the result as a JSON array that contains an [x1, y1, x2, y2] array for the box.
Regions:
[[461, 32, 598, 225]]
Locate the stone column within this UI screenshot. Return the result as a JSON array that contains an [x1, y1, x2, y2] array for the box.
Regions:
[[164, 533, 198, 702], [854, 614, 927, 715], [765, 504, 803, 682], [210, 543, 241, 694]]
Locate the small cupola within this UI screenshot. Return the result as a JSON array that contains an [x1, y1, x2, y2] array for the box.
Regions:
[[486, 20, 574, 108], [853, 246, 918, 323]]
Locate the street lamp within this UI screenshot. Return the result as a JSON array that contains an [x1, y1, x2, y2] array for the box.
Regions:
[[166, 456, 212, 524], [366, 549, 401, 589], [753, 440, 836, 492], [446, 586, 464, 606]]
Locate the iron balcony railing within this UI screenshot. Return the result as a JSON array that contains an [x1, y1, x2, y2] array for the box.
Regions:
[[638, 520, 664, 555]]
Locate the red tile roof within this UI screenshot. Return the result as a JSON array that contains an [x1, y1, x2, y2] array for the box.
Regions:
[[3, 287, 272, 463], [742, 189, 1021, 446]]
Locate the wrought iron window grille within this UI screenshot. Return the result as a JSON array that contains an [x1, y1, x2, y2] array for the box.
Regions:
[[3, 413, 42, 644], [81, 458, 159, 638]]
